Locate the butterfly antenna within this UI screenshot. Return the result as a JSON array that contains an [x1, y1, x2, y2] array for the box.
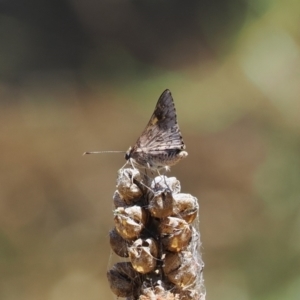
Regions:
[[83, 151, 126, 156]]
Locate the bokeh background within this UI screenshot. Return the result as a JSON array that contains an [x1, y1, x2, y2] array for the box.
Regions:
[[1, 0, 300, 299]]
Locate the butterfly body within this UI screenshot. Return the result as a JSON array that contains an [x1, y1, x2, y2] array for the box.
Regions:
[[125, 89, 187, 170]]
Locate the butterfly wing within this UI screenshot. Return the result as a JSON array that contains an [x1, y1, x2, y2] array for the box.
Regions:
[[134, 89, 185, 152]]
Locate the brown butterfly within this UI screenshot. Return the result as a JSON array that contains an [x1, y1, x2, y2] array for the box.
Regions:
[[84, 89, 188, 171]]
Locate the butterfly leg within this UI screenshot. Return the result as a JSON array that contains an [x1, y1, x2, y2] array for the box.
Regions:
[[120, 160, 130, 171], [129, 158, 139, 171], [120, 159, 138, 184], [156, 168, 172, 191]]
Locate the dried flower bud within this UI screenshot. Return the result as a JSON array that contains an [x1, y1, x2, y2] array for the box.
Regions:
[[148, 189, 174, 218], [141, 281, 180, 299], [151, 175, 181, 194], [172, 287, 204, 300], [109, 227, 130, 257], [113, 190, 127, 208], [107, 262, 139, 298], [114, 206, 147, 240], [128, 238, 158, 274], [172, 193, 199, 224], [117, 168, 143, 203], [160, 217, 192, 252], [163, 251, 199, 288], [176, 285, 205, 300]]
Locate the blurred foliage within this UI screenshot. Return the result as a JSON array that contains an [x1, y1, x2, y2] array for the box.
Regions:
[[1, 0, 300, 299]]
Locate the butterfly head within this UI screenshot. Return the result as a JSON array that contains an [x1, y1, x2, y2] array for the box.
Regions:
[[125, 147, 133, 161]]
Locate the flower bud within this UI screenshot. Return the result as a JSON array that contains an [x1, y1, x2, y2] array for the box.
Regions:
[[160, 217, 192, 252], [148, 189, 174, 218], [151, 175, 181, 194], [128, 238, 158, 274], [117, 168, 143, 203], [173, 193, 199, 224], [107, 262, 139, 298], [163, 251, 200, 287], [114, 206, 147, 240], [109, 227, 129, 257]]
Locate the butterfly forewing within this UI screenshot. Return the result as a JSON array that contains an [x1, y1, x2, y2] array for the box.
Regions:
[[135, 90, 185, 151], [128, 89, 187, 169]]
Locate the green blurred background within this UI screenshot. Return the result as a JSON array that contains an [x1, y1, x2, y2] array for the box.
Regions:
[[1, 0, 300, 299]]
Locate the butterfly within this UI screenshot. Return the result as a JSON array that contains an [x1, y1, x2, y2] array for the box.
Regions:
[[84, 89, 188, 171], [125, 89, 187, 170]]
